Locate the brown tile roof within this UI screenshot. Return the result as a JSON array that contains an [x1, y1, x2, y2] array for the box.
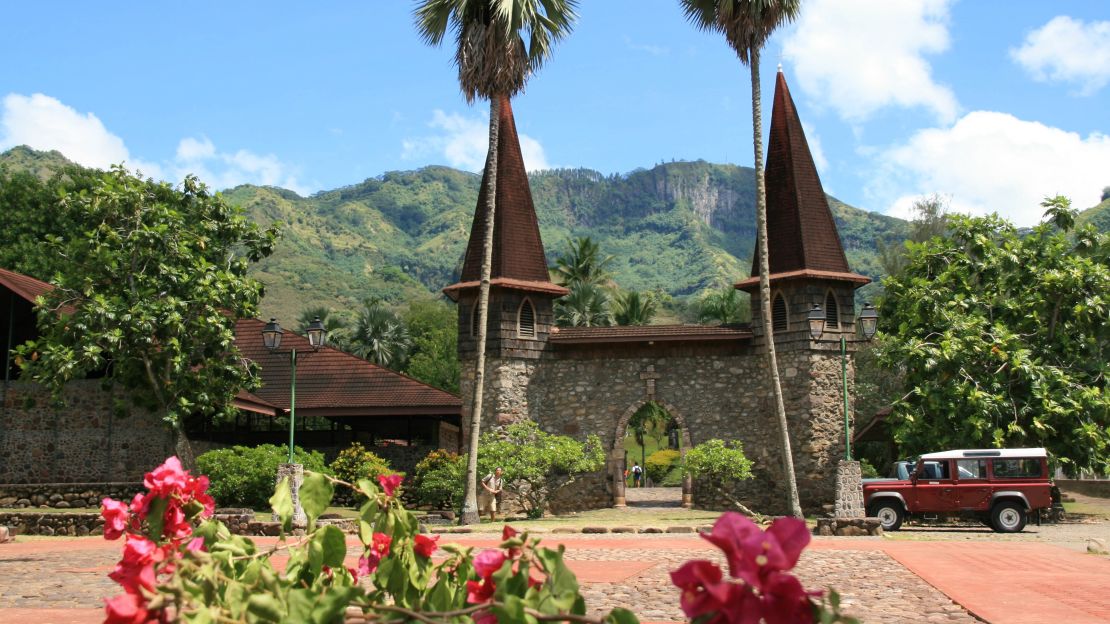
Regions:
[[443, 277, 568, 299], [445, 95, 564, 298], [234, 318, 461, 417], [233, 390, 281, 416], [734, 269, 871, 292], [549, 324, 753, 344], [747, 70, 869, 289], [0, 267, 53, 303]]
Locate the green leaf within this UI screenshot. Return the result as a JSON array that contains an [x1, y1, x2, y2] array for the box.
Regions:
[[300, 471, 334, 528], [245, 594, 284, 623], [317, 525, 348, 569], [145, 496, 168, 540], [270, 476, 293, 532], [311, 587, 361, 624], [604, 608, 640, 624]]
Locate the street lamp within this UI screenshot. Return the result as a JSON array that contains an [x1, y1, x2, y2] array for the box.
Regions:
[[262, 317, 326, 463], [807, 302, 879, 460]]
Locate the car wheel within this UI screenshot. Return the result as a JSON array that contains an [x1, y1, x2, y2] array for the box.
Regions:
[[868, 501, 904, 531], [991, 502, 1027, 533]]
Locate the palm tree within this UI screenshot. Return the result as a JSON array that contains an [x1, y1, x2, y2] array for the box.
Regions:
[[681, 0, 803, 518], [555, 283, 613, 327], [415, 0, 579, 525], [552, 236, 614, 287], [348, 300, 411, 370], [296, 306, 350, 351], [696, 286, 750, 324], [613, 290, 657, 326], [627, 402, 673, 483]]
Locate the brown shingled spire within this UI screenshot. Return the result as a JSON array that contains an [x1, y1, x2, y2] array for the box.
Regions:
[[737, 70, 869, 291], [444, 96, 567, 299]]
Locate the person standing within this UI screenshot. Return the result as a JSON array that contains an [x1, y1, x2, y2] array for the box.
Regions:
[[631, 463, 643, 488], [479, 467, 504, 521]]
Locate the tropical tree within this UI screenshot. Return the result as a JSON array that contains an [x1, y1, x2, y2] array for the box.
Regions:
[[296, 306, 350, 351], [878, 195, 948, 276], [696, 286, 750, 324], [613, 290, 657, 326], [555, 283, 612, 327], [16, 167, 279, 466], [552, 236, 614, 288], [626, 402, 674, 476], [878, 197, 1110, 475], [681, 0, 803, 518], [348, 299, 411, 370], [402, 299, 461, 393], [415, 0, 579, 524]]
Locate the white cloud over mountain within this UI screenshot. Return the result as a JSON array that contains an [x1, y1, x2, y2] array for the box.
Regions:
[[402, 109, 550, 173], [1011, 16, 1110, 95], [783, 0, 958, 124]]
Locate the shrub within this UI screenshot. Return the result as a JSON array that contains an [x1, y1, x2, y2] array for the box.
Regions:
[[860, 458, 880, 478], [196, 444, 330, 510], [682, 439, 753, 484], [480, 421, 605, 518], [330, 442, 394, 483], [645, 449, 681, 484], [410, 449, 465, 509], [660, 465, 686, 487]]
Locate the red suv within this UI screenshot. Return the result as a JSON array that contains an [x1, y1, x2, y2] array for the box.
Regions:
[[863, 448, 1052, 533]]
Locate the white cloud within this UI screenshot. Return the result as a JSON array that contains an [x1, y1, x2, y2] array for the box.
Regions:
[[782, 0, 958, 123], [1, 93, 162, 177], [623, 36, 669, 57], [1, 92, 307, 194], [802, 122, 829, 174], [871, 111, 1110, 226], [402, 109, 550, 172], [1011, 16, 1110, 95]]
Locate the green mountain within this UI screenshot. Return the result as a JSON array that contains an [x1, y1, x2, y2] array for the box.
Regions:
[[1, 146, 916, 322], [1077, 197, 1110, 232]]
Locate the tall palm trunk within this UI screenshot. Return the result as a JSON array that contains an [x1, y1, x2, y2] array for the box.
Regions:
[[460, 96, 501, 525], [750, 47, 803, 519]]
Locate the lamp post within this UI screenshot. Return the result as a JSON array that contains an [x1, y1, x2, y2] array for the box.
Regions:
[[262, 317, 327, 463], [806, 302, 879, 460]]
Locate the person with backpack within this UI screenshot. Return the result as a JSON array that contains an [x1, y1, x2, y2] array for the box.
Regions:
[[630, 463, 643, 488]]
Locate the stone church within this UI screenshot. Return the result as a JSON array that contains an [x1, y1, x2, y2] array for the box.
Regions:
[[442, 70, 871, 515]]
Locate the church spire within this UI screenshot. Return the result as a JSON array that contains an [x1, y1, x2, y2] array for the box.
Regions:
[[444, 96, 567, 300], [736, 71, 869, 292]]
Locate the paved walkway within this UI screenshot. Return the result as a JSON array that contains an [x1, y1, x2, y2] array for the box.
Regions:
[[2, 532, 1109, 623]]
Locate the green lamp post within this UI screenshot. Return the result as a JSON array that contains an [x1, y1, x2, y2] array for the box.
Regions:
[[262, 316, 327, 463]]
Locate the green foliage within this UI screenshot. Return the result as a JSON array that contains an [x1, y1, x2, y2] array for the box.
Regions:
[[329, 442, 394, 484], [683, 439, 754, 484], [1102, 186, 1110, 202], [401, 299, 460, 393], [859, 459, 880, 479], [479, 421, 605, 518], [552, 236, 614, 288], [877, 195, 948, 277], [696, 286, 751, 324], [196, 444, 330, 510], [878, 197, 1110, 474], [349, 298, 411, 369], [297, 306, 350, 351], [660, 466, 686, 487], [410, 449, 465, 509], [14, 167, 279, 444], [645, 449, 681, 484], [612, 290, 657, 326], [556, 282, 613, 327]]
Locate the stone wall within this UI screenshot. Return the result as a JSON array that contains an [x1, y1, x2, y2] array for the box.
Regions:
[[0, 380, 174, 483], [0, 511, 103, 536], [548, 471, 612, 515], [1058, 479, 1110, 499], [0, 482, 142, 509]]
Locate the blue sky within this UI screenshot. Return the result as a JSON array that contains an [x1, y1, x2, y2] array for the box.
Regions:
[[2, 1, 1108, 226]]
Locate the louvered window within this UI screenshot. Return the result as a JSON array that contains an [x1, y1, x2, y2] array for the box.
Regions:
[[470, 300, 480, 337], [518, 299, 536, 338], [825, 292, 839, 329], [772, 294, 788, 332]]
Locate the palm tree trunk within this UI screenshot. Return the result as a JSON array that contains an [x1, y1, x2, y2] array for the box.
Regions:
[[460, 96, 501, 525], [750, 47, 803, 519]]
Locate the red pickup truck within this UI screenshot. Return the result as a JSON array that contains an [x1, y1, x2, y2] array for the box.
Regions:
[[863, 448, 1052, 533]]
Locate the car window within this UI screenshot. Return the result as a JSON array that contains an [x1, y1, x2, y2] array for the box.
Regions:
[[920, 460, 950, 479], [957, 459, 987, 480], [992, 458, 1041, 478]]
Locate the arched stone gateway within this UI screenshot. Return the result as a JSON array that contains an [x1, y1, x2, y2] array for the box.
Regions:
[[611, 399, 694, 508], [444, 73, 874, 516]]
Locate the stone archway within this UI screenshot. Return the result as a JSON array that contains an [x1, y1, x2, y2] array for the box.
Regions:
[[611, 399, 694, 508]]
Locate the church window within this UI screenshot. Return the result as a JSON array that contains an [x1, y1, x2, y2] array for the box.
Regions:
[[772, 293, 788, 332], [518, 299, 536, 338], [825, 291, 839, 329]]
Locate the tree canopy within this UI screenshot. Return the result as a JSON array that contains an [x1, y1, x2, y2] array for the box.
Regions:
[[15, 167, 279, 457], [878, 197, 1110, 475]]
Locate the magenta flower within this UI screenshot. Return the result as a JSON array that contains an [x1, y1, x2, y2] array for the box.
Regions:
[[472, 549, 507, 580], [378, 473, 403, 497], [101, 498, 130, 541]]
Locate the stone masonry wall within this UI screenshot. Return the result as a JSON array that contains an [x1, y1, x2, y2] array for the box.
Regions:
[[0, 482, 143, 509], [0, 380, 174, 484]]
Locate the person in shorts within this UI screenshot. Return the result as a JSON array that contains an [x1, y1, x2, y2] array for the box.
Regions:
[[631, 463, 643, 488], [479, 467, 504, 521]]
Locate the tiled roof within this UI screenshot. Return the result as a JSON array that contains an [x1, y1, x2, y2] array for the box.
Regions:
[[749, 70, 868, 287], [0, 267, 53, 303], [549, 324, 753, 344], [233, 390, 280, 416], [734, 268, 871, 292], [234, 318, 462, 416], [446, 96, 563, 297], [443, 277, 568, 300]]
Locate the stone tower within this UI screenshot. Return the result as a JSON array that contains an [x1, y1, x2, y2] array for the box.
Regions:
[[735, 69, 871, 501], [443, 96, 567, 440]]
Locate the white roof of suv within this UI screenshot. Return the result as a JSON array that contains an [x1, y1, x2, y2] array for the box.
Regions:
[[919, 448, 1047, 460]]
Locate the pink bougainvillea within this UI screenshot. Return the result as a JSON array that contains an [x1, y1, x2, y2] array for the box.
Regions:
[[414, 533, 439, 558], [670, 512, 820, 624], [359, 532, 393, 576], [378, 473, 403, 497]]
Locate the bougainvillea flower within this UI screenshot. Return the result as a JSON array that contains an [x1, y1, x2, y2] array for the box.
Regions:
[[700, 512, 811, 588], [466, 578, 497, 604], [761, 517, 811, 575], [186, 537, 206, 552], [501, 525, 518, 541], [759, 571, 820, 624], [359, 532, 393, 576], [670, 560, 733, 621], [378, 473, 403, 497], [473, 610, 498, 624], [129, 492, 149, 520], [184, 474, 216, 516], [143, 456, 189, 497], [472, 549, 507, 580], [104, 592, 149, 624], [101, 498, 130, 541], [414, 534, 438, 558]]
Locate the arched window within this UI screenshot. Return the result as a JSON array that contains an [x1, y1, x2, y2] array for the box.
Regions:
[[470, 300, 480, 338], [825, 291, 839, 329], [772, 293, 788, 332], [518, 298, 536, 338]]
